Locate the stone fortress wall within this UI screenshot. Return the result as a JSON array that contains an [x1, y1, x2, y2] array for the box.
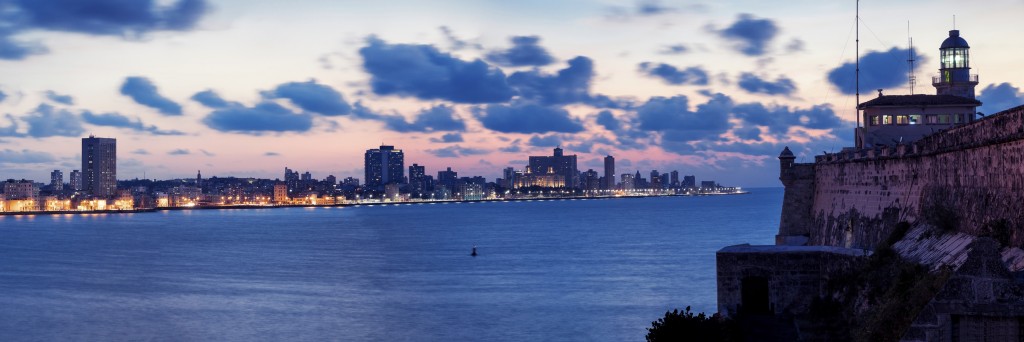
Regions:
[[781, 104, 1024, 249]]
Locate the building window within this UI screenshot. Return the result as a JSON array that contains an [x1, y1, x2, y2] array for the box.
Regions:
[[870, 115, 880, 126], [882, 115, 893, 125], [896, 115, 909, 125], [953, 114, 964, 123], [909, 115, 922, 125], [938, 114, 951, 124], [926, 115, 939, 124]]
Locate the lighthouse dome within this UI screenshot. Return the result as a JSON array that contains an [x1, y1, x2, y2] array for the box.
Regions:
[[940, 30, 969, 49]]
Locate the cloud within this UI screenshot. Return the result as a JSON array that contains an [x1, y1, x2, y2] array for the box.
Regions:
[[737, 73, 797, 96], [261, 80, 352, 116], [978, 83, 1024, 115], [44, 90, 74, 105], [131, 149, 149, 155], [596, 110, 620, 131], [528, 134, 562, 147], [439, 26, 481, 50], [733, 103, 845, 135], [635, 95, 732, 143], [199, 149, 214, 156], [485, 36, 555, 67], [81, 111, 184, 135], [22, 104, 84, 137], [191, 89, 230, 108], [429, 132, 464, 143], [786, 38, 805, 53], [264, 152, 280, 156], [0, 90, 7, 103], [0, 0, 209, 60], [508, 56, 601, 105], [638, 62, 708, 86], [359, 37, 514, 103], [202, 102, 313, 134], [827, 48, 925, 95], [659, 44, 688, 55], [475, 103, 584, 134], [0, 114, 22, 137], [0, 149, 56, 164], [425, 145, 489, 158], [168, 149, 190, 155], [120, 76, 182, 115], [714, 14, 778, 56], [606, 0, 677, 20], [380, 105, 466, 132]]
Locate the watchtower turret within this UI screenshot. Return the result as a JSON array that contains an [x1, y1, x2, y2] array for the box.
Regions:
[[933, 30, 978, 99]]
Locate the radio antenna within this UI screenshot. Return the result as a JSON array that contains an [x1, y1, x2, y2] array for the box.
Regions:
[[908, 21, 916, 95]]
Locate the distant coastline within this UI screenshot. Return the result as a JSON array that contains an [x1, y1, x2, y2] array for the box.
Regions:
[[0, 190, 749, 217]]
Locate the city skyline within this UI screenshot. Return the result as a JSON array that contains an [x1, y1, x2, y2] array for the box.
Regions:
[[2, 1, 1024, 187]]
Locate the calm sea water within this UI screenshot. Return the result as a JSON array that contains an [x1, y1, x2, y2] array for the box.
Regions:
[[0, 188, 781, 341]]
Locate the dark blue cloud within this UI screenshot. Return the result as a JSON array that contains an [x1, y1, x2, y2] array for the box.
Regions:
[[827, 48, 925, 95], [715, 14, 778, 56], [261, 80, 352, 116], [735, 127, 762, 141], [528, 134, 562, 147], [737, 73, 797, 96], [22, 104, 84, 137], [637, 0, 674, 15], [430, 132, 464, 143], [44, 90, 74, 105], [202, 102, 313, 134], [81, 111, 184, 135], [426, 145, 489, 158], [0, 114, 22, 137], [120, 76, 182, 116], [475, 103, 584, 134], [0, 0, 208, 60], [509, 56, 596, 105], [11, 0, 208, 36], [638, 62, 708, 86], [382, 105, 466, 132], [635, 95, 732, 143], [190, 90, 230, 108], [0, 90, 7, 103], [486, 36, 555, 67], [978, 83, 1024, 115], [733, 103, 844, 135], [596, 110, 620, 131], [359, 37, 514, 103], [168, 149, 190, 155]]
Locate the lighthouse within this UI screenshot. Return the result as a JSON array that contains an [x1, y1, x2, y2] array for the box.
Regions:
[[933, 30, 979, 99]]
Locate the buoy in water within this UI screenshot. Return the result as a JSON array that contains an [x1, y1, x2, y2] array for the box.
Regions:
[[471, 245, 477, 257]]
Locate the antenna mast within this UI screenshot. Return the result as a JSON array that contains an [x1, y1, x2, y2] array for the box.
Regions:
[[908, 22, 916, 95], [855, 0, 861, 131]]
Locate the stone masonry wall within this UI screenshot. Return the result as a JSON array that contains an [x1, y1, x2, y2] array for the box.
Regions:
[[801, 105, 1024, 249]]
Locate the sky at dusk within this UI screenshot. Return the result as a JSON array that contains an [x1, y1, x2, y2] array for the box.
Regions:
[[2, 0, 1024, 187]]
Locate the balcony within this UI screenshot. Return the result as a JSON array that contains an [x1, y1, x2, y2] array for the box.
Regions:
[[932, 74, 979, 85]]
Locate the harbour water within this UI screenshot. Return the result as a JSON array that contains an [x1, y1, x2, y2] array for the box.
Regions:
[[0, 188, 781, 341]]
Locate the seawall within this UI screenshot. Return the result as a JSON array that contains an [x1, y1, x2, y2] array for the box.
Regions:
[[790, 105, 1024, 249]]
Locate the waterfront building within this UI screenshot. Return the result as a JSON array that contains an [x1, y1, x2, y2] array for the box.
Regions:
[[582, 169, 600, 192], [273, 183, 288, 203], [670, 171, 679, 188], [409, 164, 427, 196], [325, 175, 337, 186], [50, 170, 63, 192], [604, 155, 615, 190], [701, 181, 717, 189], [502, 167, 516, 189], [364, 145, 405, 189], [342, 177, 359, 187], [458, 183, 484, 200], [384, 183, 400, 202], [527, 147, 578, 189], [437, 167, 458, 192], [284, 167, 299, 191], [856, 30, 981, 147], [650, 170, 661, 190], [634, 171, 645, 189], [682, 175, 696, 189], [82, 136, 116, 198], [620, 173, 635, 190], [514, 168, 565, 188], [70, 170, 82, 191]]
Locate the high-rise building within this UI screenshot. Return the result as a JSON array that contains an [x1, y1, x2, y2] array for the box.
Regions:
[[50, 170, 63, 191], [682, 175, 696, 189], [620, 173, 635, 190], [301, 171, 312, 182], [582, 169, 600, 191], [364, 145, 405, 189], [650, 170, 661, 189], [409, 164, 427, 196], [527, 147, 578, 188], [603, 155, 615, 190], [437, 167, 458, 191], [502, 167, 516, 189], [70, 170, 82, 191], [82, 136, 116, 197], [670, 171, 679, 187]]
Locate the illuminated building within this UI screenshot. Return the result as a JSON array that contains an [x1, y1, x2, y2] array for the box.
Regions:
[[620, 173, 635, 190], [514, 167, 565, 188], [527, 147, 578, 188], [856, 30, 980, 147], [273, 183, 288, 204], [364, 145, 405, 189], [70, 169, 82, 191], [683, 175, 696, 189], [458, 183, 484, 200], [582, 169, 600, 192], [409, 164, 427, 196], [82, 136, 116, 198], [670, 171, 679, 188], [50, 170, 63, 191], [437, 167, 458, 192]]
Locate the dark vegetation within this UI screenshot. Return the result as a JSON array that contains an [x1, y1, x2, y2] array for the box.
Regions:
[[981, 218, 1013, 247], [645, 306, 741, 342]]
